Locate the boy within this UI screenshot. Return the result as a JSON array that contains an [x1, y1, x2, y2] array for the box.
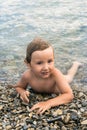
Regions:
[[13, 37, 81, 114]]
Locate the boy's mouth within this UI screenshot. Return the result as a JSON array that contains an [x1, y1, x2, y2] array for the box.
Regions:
[[41, 71, 49, 76]]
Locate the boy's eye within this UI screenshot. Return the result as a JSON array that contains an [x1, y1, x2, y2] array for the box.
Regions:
[[48, 59, 53, 63], [36, 61, 43, 65]]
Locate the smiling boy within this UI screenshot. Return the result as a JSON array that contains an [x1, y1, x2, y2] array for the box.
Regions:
[[13, 37, 81, 114]]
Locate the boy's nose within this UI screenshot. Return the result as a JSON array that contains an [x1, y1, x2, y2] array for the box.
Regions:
[[43, 64, 49, 70]]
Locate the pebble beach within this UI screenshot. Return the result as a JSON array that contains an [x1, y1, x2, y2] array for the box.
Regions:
[[0, 59, 87, 130], [0, 84, 87, 130]]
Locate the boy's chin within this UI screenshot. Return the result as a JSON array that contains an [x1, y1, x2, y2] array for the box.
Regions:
[[41, 74, 50, 78]]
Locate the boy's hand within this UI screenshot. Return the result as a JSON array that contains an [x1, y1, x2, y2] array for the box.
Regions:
[[30, 101, 51, 114], [20, 90, 29, 103]]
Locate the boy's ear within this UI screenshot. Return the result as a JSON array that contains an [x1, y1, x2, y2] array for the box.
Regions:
[[24, 59, 30, 68]]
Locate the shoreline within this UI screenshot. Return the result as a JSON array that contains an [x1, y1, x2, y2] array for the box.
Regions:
[[0, 58, 87, 91]]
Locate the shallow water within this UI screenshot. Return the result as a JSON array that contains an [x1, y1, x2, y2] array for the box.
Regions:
[[0, 0, 87, 88]]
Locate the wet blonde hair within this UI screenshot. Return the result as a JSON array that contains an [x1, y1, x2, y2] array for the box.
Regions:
[[25, 37, 52, 63]]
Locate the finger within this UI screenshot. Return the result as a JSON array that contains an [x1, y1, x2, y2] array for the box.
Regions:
[[20, 93, 29, 103], [24, 94, 29, 103], [26, 91, 30, 97], [40, 109, 46, 115], [37, 108, 44, 115], [30, 106, 37, 111], [30, 104, 39, 111], [20, 96, 24, 101]]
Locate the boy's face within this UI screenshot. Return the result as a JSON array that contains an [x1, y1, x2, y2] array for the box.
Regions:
[[28, 47, 54, 79]]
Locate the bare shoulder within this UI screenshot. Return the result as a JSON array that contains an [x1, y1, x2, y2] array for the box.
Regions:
[[21, 69, 31, 81], [15, 69, 31, 86], [52, 67, 64, 78], [12, 69, 31, 89]]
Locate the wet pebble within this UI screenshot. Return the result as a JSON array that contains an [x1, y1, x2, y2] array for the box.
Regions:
[[81, 120, 87, 125]]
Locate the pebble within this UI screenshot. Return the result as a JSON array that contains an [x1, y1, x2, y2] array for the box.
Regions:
[[6, 125, 12, 130], [78, 92, 84, 98], [52, 109, 63, 116], [61, 126, 67, 130], [0, 105, 3, 110], [81, 120, 87, 125], [63, 113, 70, 123]]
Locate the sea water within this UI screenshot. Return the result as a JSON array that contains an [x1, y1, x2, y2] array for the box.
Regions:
[[0, 0, 87, 87]]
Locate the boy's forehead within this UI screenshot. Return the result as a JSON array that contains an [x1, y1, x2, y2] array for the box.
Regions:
[[31, 47, 54, 58]]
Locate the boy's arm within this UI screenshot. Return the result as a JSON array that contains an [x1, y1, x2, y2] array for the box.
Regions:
[[14, 72, 30, 103], [49, 68, 74, 106]]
